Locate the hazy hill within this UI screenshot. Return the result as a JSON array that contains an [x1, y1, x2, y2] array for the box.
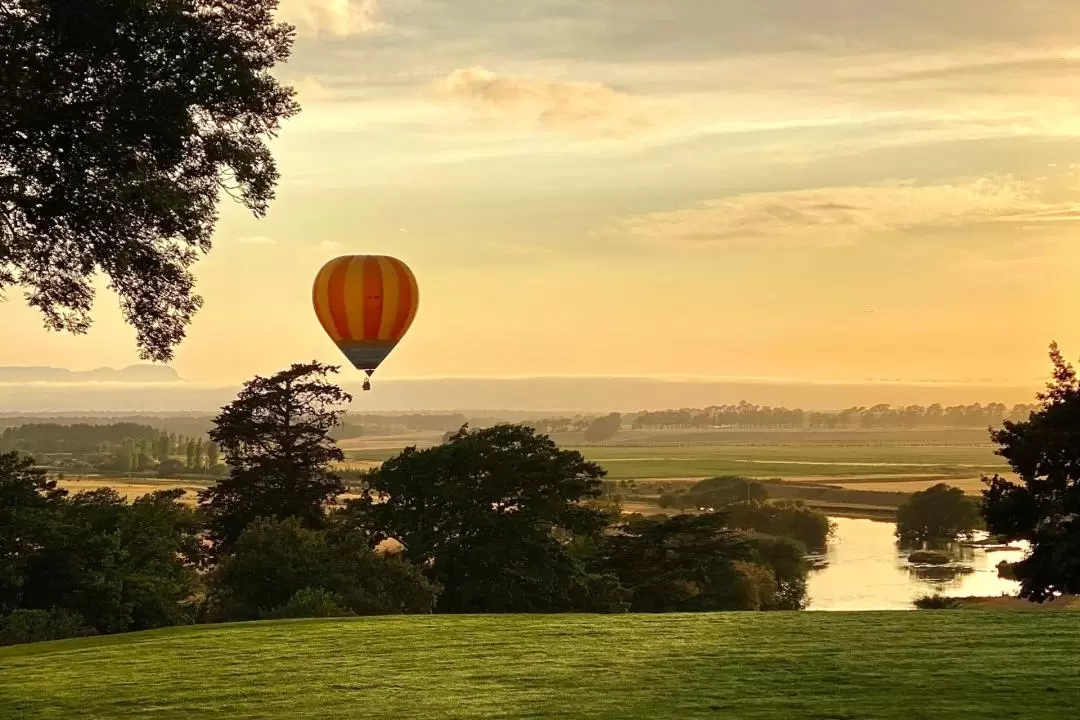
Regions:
[[0, 365, 181, 383]]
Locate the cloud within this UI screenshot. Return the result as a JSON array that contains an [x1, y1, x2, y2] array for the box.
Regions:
[[427, 66, 682, 136], [608, 176, 1072, 247], [237, 236, 277, 245], [277, 0, 380, 37]]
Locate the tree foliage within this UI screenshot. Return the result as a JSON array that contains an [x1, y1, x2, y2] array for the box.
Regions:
[[583, 413, 621, 443], [684, 476, 768, 508], [2, 451, 203, 636], [896, 483, 981, 547], [346, 424, 624, 613], [199, 362, 352, 552], [206, 517, 438, 621], [591, 513, 805, 612], [0, 0, 299, 361], [982, 343, 1080, 601]]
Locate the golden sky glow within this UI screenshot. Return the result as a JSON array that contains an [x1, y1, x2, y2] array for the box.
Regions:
[[5, 0, 1080, 385]]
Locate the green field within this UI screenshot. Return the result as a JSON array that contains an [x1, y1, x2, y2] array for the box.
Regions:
[[341, 428, 1008, 482], [1, 613, 1076, 719]]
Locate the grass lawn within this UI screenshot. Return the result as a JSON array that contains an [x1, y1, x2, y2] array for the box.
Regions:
[[1, 613, 1076, 719]]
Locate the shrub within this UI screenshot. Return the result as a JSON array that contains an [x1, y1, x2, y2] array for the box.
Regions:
[[914, 594, 962, 610], [264, 588, 357, 620], [0, 608, 97, 646]]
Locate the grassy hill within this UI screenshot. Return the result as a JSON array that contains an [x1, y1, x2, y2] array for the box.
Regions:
[[1, 613, 1076, 719]]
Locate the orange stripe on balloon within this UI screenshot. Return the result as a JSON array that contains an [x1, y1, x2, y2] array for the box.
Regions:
[[327, 257, 352, 341], [342, 256, 368, 341], [376, 257, 400, 341], [363, 256, 384, 340], [388, 258, 414, 339]]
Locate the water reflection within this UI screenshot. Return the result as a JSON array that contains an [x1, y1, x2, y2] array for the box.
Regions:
[[806, 516, 1026, 611]]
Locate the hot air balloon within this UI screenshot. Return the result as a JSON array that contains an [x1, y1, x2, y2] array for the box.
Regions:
[[312, 255, 419, 391]]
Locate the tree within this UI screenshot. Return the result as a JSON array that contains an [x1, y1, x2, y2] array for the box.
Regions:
[[206, 517, 438, 621], [982, 343, 1080, 601], [1, 452, 67, 615], [584, 413, 621, 443], [896, 483, 981, 547], [185, 439, 196, 470], [3, 472, 203, 636], [194, 438, 204, 471], [198, 362, 352, 551], [0, 0, 300, 361], [155, 433, 170, 464], [206, 441, 219, 472], [592, 513, 786, 612], [684, 476, 768, 509], [345, 424, 624, 613]]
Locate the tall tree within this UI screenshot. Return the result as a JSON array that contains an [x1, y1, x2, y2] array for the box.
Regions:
[[155, 433, 170, 464], [0, 0, 299, 361], [184, 439, 196, 470], [346, 424, 623, 613], [198, 362, 352, 551], [206, 441, 219, 471], [983, 343, 1080, 601], [194, 438, 204, 472]]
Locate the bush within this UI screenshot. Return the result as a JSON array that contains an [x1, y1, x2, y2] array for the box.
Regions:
[[914, 594, 962, 610], [0, 608, 97, 646], [724, 501, 833, 552], [207, 518, 439, 622], [264, 588, 357, 620]]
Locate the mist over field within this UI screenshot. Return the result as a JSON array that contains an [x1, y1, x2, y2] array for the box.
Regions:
[[0, 366, 1041, 413]]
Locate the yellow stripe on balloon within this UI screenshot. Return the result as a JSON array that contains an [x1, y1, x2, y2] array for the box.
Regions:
[[343, 256, 368, 341], [402, 262, 419, 330], [312, 261, 341, 342], [377, 256, 400, 341]]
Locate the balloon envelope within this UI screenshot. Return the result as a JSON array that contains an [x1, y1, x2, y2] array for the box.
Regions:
[[312, 255, 419, 378]]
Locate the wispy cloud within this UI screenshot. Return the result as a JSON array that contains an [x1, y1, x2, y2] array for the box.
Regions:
[[428, 66, 683, 137], [277, 0, 380, 38], [237, 235, 277, 246], [608, 176, 1073, 247]]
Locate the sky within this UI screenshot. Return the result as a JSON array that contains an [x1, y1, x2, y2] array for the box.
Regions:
[[5, 0, 1080, 386]]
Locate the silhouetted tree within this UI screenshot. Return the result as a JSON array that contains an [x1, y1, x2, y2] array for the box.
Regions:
[[206, 441, 219, 472], [155, 433, 170, 463], [584, 413, 621, 443], [983, 343, 1080, 601], [684, 476, 768, 509], [346, 424, 624, 613], [896, 483, 981, 547], [0, 0, 299, 361], [198, 362, 351, 552]]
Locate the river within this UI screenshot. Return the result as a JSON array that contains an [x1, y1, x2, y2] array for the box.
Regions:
[[805, 516, 1025, 610]]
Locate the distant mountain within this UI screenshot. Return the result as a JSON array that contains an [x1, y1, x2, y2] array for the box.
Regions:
[[0, 365, 182, 383]]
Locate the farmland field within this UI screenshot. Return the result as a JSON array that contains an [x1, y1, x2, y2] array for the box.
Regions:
[[339, 427, 1009, 486], [2, 613, 1076, 719], [56, 428, 1009, 507]]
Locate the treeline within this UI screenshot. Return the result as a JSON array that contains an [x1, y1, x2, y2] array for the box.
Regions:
[[0, 422, 222, 476], [630, 402, 1037, 430], [0, 363, 824, 646]]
